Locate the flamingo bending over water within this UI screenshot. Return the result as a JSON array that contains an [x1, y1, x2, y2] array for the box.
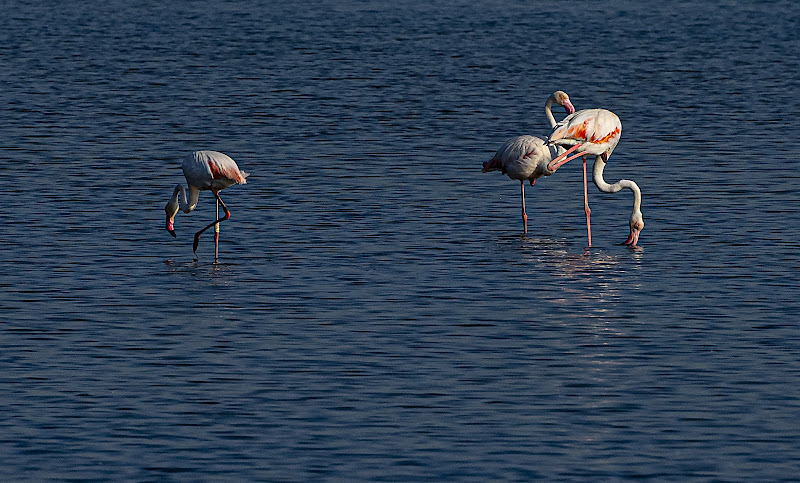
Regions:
[[165, 150, 249, 259], [482, 90, 575, 233], [546, 108, 643, 247]]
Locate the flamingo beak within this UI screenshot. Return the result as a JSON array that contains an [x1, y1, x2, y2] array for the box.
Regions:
[[166, 218, 176, 238], [623, 229, 640, 247], [563, 99, 575, 115]]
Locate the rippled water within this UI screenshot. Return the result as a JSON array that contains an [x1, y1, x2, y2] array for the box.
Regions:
[[2, 0, 800, 480]]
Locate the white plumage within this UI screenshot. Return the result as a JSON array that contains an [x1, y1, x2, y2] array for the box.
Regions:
[[547, 109, 642, 247]]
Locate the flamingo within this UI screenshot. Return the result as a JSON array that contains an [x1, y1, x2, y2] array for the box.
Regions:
[[482, 90, 575, 234], [164, 150, 249, 259], [546, 108, 643, 247]]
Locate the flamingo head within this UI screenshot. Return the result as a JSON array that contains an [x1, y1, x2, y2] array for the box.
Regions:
[[554, 90, 575, 115], [165, 199, 179, 237], [624, 210, 644, 246]]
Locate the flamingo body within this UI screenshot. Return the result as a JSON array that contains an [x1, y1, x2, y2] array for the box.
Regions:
[[165, 150, 248, 258], [546, 109, 643, 247], [183, 150, 248, 192], [483, 91, 575, 234], [548, 109, 621, 160], [482, 135, 557, 182]]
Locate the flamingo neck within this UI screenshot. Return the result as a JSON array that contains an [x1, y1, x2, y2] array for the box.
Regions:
[[545, 95, 569, 156], [544, 95, 558, 129], [172, 184, 199, 214], [592, 157, 642, 214]]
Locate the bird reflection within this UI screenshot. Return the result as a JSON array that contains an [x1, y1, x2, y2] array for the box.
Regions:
[[163, 258, 238, 286], [498, 233, 643, 312]]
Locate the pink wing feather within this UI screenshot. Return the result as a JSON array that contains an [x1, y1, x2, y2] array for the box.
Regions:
[[549, 109, 621, 156]]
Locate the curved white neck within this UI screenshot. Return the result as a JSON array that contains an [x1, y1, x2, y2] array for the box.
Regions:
[[171, 184, 199, 214], [544, 95, 569, 156], [544, 95, 558, 129], [592, 157, 641, 214]]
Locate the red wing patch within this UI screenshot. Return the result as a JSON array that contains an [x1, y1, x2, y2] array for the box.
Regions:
[[208, 161, 224, 180], [208, 160, 246, 183], [591, 127, 620, 144], [567, 119, 590, 140]]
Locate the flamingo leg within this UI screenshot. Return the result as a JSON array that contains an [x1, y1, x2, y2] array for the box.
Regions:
[[583, 156, 592, 248], [547, 142, 584, 171], [520, 180, 527, 234], [214, 198, 220, 260], [193, 191, 231, 255]]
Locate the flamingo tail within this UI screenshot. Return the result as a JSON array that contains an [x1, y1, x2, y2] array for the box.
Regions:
[[482, 157, 502, 173]]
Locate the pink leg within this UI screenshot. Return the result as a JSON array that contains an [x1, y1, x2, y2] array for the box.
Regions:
[[193, 191, 231, 255], [520, 180, 527, 234], [547, 143, 584, 171], [214, 198, 220, 260], [583, 156, 592, 247]]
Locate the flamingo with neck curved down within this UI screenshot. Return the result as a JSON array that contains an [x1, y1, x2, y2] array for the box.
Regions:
[[482, 90, 575, 234], [546, 108, 643, 247], [165, 150, 249, 259]]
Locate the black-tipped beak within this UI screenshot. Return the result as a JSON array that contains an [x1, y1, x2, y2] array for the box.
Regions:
[[168, 229, 176, 238]]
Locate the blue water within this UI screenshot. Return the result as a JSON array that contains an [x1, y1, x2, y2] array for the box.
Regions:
[[2, 0, 800, 480]]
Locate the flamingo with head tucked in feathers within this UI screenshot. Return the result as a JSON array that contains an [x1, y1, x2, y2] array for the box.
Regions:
[[546, 108, 643, 247], [482, 90, 575, 234], [164, 150, 249, 259]]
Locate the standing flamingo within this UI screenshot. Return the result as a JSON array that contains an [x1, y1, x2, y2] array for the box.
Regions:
[[482, 90, 575, 234], [546, 108, 643, 247], [164, 150, 249, 259]]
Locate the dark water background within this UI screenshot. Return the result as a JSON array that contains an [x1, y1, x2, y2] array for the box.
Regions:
[[2, 0, 800, 480]]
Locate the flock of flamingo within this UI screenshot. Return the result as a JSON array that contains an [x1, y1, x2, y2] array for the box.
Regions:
[[165, 91, 642, 259]]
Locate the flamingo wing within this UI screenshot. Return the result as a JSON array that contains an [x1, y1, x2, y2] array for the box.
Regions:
[[549, 109, 621, 156], [183, 151, 248, 189], [484, 135, 554, 178], [497, 135, 548, 163], [203, 151, 249, 185]]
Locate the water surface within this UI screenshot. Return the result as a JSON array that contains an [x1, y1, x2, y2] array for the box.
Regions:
[[2, 0, 800, 480]]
